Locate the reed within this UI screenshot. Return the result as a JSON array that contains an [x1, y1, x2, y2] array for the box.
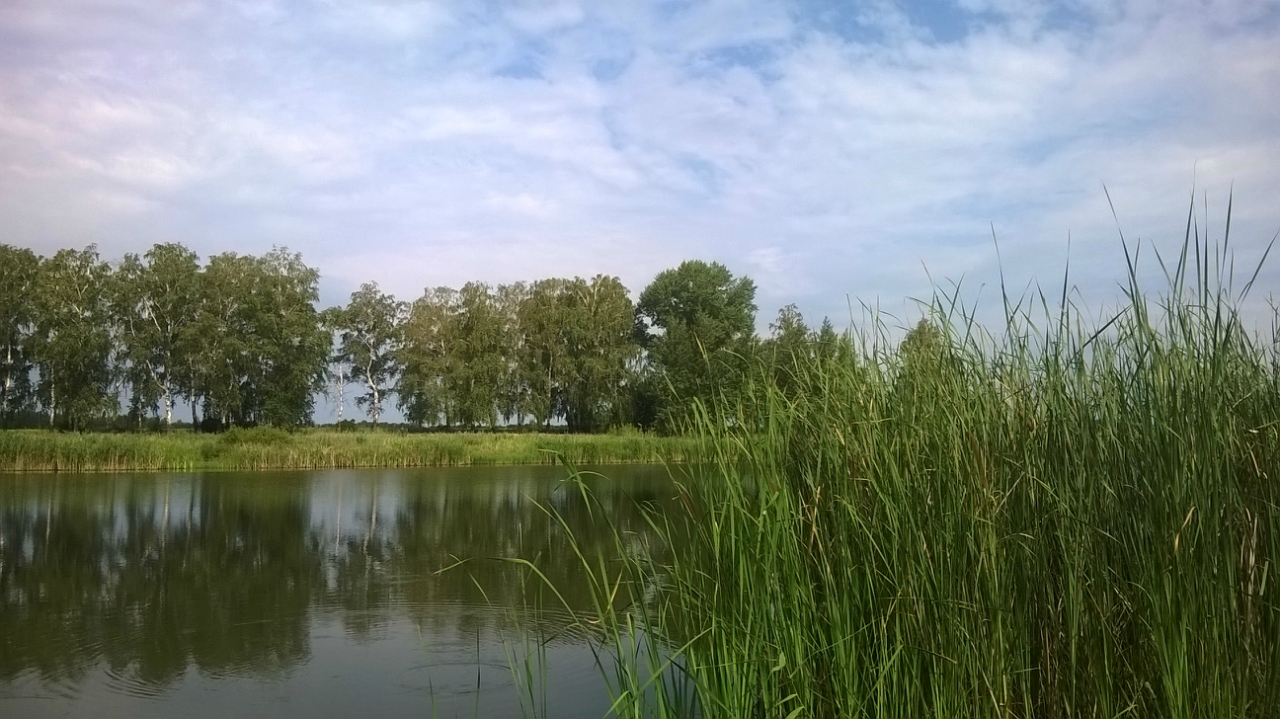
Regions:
[[0, 428, 693, 472], [544, 226, 1280, 718]]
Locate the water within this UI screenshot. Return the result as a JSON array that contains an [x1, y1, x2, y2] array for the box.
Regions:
[[0, 465, 678, 719]]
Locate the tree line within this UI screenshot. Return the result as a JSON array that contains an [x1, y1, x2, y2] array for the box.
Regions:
[[1, 242, 844, 432]]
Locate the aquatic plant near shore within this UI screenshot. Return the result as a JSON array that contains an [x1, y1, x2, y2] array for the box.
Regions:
[[544, 228, 1280, 718]]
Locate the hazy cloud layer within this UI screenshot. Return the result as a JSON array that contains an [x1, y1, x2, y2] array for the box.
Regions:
[[2, 0, 1278, 329]]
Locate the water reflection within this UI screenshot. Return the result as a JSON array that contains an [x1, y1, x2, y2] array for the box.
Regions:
[[0, 466, 675, 719]]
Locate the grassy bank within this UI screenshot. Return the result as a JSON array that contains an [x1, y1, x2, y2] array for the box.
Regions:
[[545, 256, 1280, 717], [0, 428, 693, 472]]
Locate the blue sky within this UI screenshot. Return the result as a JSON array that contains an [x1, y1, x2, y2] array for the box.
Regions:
[[2, 0, 1278, 341]]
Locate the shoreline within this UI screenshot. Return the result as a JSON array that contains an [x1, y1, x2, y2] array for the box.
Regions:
[[0, 429, 694, 473]]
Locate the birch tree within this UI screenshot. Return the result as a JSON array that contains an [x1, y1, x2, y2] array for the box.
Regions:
[[29, 246, 115, 429], [336, 283, 405, 427], [113, 243, 200, 428]]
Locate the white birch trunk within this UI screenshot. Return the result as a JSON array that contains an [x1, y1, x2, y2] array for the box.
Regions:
[[336, 367, 345, 422], [2, 342, 12, 421]]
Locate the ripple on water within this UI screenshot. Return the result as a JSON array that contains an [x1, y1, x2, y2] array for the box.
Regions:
[[2, 670, 84, 702], [100, 663, 173, 699]]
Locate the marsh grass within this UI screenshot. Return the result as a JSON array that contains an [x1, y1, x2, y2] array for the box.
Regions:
[[495, 467, 701, 719], [0, 429, 693, 472], [532, 218, 1279, 718]]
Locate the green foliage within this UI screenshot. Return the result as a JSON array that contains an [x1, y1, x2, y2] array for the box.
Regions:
[[0, 244, 39, 424], [451, 282, 508, 428], [759, 303, 816, 398], [559, 275, 637, 431], [568, 239, 1280, 719], [496, 281, 530, 425], [218, 425, 294, 447], [253, 249, 329, 427], [898, 316, 947, 370], [333, 282, 406, 425], [518, 278, 571, 427], [398, 287, 458, 426], [518, 275, 637, 431], [397, 283, 508, 428], [4, 243, 785, 435], [28, 246, 115, 430], [191, 248, 328, 428], [112, 243, 201, 427], [636, 260, 757, 429], [401, 276, 641, 432]]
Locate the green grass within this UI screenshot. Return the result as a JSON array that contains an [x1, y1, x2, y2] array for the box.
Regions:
[[531, 232, 1280, 718], [0, 427, 693, 472]]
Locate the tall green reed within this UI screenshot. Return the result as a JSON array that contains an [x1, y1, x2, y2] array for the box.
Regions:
[[556, 210, 1277, 718]]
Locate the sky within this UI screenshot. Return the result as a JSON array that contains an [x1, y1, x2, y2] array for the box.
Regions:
[[2, 0, 1279, 341]]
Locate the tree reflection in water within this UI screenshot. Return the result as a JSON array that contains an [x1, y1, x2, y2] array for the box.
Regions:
[[0, 466, 675, 718]]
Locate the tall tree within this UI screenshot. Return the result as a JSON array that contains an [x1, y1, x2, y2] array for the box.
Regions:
[[191, 252, 256, 427], [515, 276, 638, 431], [189, 249, 326, 428], [0, 244, 39, 425], [635, 260, 757, 427], [398, 287, 459, 427], [450, 282, 506, 428], [764, 304, 811, 398], [559, 275, 636, 431], [518, 278, 571, 428], [496, 282, 530, 427], [399, 283, 509, 429], [336, 283, 405, 427], [28, 246, 115, 429], [899, 318, 949, 378], [814, 317, 841, 363], [112, 243, 200, 428], [319, 306, 352, 423], [252, 248, 329, 427]]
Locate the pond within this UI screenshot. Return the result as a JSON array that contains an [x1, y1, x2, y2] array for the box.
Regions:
[[0, 465, 679, 719]]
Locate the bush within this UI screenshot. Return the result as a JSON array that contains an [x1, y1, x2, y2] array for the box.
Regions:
[[218, 426, 293, 447]]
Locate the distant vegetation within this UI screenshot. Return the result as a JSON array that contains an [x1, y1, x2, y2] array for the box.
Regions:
[[0, 243, 832, 434], [0, 427, 694, 472]]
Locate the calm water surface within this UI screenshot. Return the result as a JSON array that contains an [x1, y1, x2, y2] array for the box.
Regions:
[[0, 465, 678, 719]]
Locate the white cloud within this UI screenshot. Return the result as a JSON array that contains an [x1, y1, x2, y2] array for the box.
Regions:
[[317, 0, 455, 44], [504, 1, 586, 34], [0, 0, 1277, 329]]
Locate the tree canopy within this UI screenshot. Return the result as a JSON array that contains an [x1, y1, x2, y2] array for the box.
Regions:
[[0, 241, 844, 433], [335, 283, 405, 426], [635, 260, 757, 427], [0, 244, 40, 425]]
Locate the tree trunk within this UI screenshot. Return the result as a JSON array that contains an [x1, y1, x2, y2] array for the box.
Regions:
[[163, 384, 173, 429], [190, 391, 199, 432], [336, 368, 345, 422], [1, 342, 11, 426], [48, 377, 55, 427]]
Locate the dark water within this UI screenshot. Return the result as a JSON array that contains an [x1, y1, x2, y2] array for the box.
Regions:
[[0, 465, 678, 719]]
